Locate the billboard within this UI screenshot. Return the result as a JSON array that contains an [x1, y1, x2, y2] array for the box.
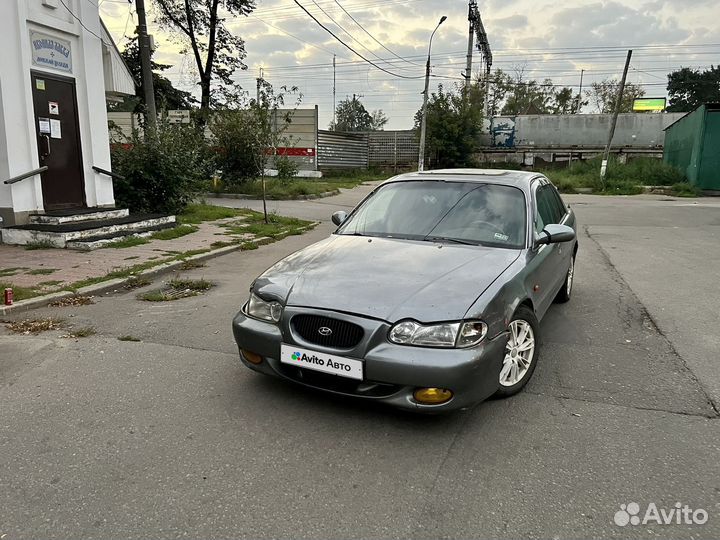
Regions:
[[633, 98, 667, 112]]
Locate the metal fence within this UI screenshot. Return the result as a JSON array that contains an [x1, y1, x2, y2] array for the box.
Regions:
[[317, 129, 418, 170], [317, 130, 369, 169], [368, 130, 418, 167]]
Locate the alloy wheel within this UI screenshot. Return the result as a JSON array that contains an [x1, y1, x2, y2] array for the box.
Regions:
[[499, 320, 536, 387]]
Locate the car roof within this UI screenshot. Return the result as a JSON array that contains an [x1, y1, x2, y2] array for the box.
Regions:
[[383, 168, 545, 191]]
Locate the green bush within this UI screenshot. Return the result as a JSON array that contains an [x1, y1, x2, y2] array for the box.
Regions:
[[111, 122, 210, 214], [275, 154, 299, 182], [209, 109, 263, 188]]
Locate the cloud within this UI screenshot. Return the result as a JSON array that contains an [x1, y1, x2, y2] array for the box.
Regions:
[[101, 0, 720, 129]]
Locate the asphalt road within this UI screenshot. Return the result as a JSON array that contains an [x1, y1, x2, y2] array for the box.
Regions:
[[1, 187, 719, 540]]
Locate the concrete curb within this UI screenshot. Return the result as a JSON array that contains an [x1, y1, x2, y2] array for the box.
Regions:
[[201, 190, 340, 201], [0, 222, 320, 316]]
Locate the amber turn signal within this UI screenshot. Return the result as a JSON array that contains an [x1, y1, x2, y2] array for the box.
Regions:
[[413, 387, 453, 405], [241, 349, 263, 365]]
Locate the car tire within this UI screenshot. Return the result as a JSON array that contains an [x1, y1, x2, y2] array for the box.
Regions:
[[554, 253, 575, 304], [493, 305, 539, 398]]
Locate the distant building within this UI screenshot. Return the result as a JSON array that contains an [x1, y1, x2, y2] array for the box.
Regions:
[[0, 0, 134, 225]]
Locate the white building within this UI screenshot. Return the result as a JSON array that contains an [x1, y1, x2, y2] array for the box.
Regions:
[[0, 0, 134, 226]]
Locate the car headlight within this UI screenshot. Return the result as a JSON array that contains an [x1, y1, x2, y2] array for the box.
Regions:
[[388, 320, 487, 348], [244, 292, 283, 323]]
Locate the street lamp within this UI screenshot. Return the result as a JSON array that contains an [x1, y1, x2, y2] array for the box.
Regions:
[[418, 15, 447, 172]]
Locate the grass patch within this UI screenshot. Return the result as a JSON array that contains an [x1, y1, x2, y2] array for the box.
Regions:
[[104, 236, 150, 249], [240, 241, 259, 251], [138, 278, 213, 302], [49, 295, 95, 307], [150, 224, 199, 240], [27, 268, 57, 275], [0, 283, 41, 302], [541, 157, 687, 195], [205, 170, 388, 199], [167, 278, 213, 291], [178, 259, 206, 270], [25, 240, 56, 250], [0, 267, 27, 277], [210, 240, 235, 249], [179, 203, 244, 224], [123, 276, 152, 290], [37, 280, 63, 288], [222, 210, 312, 239], [64, 326, 95, 338], [671, 182, 701, 197], [6, 317, 63, 334], [118, 335, 141, 342]]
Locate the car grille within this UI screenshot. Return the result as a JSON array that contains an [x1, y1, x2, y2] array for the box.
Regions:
[[291, 314, 364, 349]]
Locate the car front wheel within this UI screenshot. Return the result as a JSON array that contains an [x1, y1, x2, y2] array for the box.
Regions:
[[554, 254, 575, 304], [494, 305, 539, 398]]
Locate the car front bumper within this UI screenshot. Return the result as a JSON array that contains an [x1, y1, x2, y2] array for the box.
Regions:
[[231, 307, 507, 412]]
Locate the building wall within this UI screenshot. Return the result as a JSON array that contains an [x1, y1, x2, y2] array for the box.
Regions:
[[486, 113, 686, 149], [0, 0, 114, 224]]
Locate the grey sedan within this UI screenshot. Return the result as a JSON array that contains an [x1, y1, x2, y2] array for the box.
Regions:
[[232, 169, 577, 411]]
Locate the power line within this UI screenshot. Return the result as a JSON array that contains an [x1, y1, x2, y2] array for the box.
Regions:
[[309, 0, 413, 70], [332, 0, 421, 66], [58, 0, 111, 46], [249, 14, 353, 61], [292, 0, 423, 79]]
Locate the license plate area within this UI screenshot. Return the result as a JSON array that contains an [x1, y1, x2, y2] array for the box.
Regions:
[[280, 344, 363, 380]]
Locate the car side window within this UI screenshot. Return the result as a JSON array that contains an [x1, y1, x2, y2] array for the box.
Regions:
[[535, 185, 560, 232], [548, 185, 567, 222]]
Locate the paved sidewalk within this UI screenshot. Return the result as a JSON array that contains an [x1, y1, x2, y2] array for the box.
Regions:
[[1, 218, 254, 294]]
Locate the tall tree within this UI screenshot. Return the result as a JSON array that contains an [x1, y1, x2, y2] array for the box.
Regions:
[[588, 78, 645, 113], [330, 96, 387, 131], [414, 82, 484, 168], [153, 0, 255, 117], [111, 37, 197, 113], [667, 66, 720, 112]]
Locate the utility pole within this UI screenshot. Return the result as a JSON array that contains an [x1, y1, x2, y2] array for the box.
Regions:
[[418, 16, 447, 172], [464, 1, 473, 91], [600, 50, 632, 183], [333, 55, 336, 127], [135, 0, 156, 130], [575, 69, 585, 114]]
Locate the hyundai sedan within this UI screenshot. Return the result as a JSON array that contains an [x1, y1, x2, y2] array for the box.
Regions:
[[232, 169, 577, 411]]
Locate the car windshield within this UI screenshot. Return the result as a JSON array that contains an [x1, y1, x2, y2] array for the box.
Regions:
[[337, 180, 527, 249]]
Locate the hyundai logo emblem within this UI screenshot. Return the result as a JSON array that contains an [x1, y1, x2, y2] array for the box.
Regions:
[[318, 326, 333, 336]]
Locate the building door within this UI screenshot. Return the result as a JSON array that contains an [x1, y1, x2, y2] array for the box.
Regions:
[[31, 72, 85, 210]]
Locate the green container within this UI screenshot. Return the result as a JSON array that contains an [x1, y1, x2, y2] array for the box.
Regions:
[[664, 103, 720, 190]]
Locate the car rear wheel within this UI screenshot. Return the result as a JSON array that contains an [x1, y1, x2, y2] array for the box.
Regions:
[[554, 254, 575, 304], [494, 306, 539, 398]]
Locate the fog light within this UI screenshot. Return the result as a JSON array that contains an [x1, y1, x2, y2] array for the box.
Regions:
[[413, 387, 453, 405], [242, 349, 263, 365]]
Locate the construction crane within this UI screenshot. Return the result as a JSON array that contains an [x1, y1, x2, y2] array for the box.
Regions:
[[464, 0, 492, 114]]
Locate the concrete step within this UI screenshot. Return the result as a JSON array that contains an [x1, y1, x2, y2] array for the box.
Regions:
[[29, 208, 129, 225], [66, 225, 174, 251], [1, 214, 176, 248]]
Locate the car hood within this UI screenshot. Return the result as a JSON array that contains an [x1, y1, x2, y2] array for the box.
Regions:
[[253, 235, 520, 322]]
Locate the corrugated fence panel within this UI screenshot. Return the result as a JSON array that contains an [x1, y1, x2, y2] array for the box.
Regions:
[[317, 130, 368, 169], [367, 130, 418, 166]]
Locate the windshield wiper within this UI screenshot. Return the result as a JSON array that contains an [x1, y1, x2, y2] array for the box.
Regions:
[[423, 236, 482, 246]]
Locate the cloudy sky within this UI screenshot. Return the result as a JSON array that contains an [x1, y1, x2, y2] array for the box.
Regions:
[[100, 0, 720, 129]]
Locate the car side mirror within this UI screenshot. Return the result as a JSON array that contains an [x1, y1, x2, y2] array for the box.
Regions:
[[536, 224, 575, 246], [331, 211, 348, 226]]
